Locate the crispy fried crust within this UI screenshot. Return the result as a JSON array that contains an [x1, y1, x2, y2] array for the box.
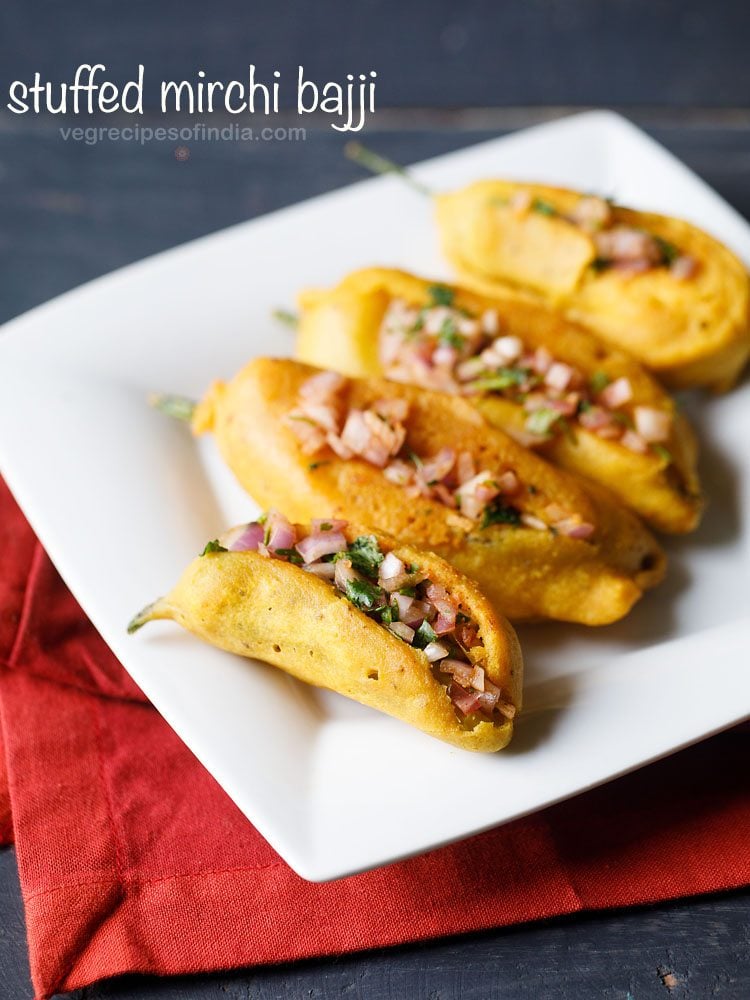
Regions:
[[295, 267, 703, 533], [435, 181, 750, 392], [137, 523, 522, 752], [192, 358, 666, 624]]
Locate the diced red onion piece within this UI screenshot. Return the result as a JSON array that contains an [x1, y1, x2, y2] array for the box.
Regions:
[[295, 531, 347, 564], [418, 447, 455, 486], [304, 561, 336, 579], [579, 406, 613, 431], [442, 659, 475, 687], [223, 521, 264, 552], [423, 641, 449, 662], [326, 431, 354, 459], [600, 376, 633, 409], [311, 518, 348, 533], [383, 459, 414, 486], [633, 406, 671, 443], [594, 227, 662, 264], [456, 451, 477, 485], [671, 254, 699, 280], [334, 558, 357, 591], [433, 345, 458, 368], [621, 429, 649, 454], [521, 513, 548, 531], [449, 683, 484, 716], [299, 370, 346, 402], [555, 518, 595, 540], [373, 397, 409, 423], [533, 346, 554, 375], [481, 310, 500, 335], [379, 551, 405, 582], [266, 510, 296, 551], [494, 334, 523, 362], [470, 665, 485, 692], [388, 621, 415, 643], [545, 361, 575, 392]]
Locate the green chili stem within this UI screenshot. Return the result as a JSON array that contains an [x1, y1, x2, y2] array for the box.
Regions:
[[148, 393, 197, 423], [127, 600, 163, 634], [344, 142, 432, 197], [272, 308, 299, 329]]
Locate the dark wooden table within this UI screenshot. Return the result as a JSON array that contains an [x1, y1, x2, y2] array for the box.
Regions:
[[0, 114, 749, 999]]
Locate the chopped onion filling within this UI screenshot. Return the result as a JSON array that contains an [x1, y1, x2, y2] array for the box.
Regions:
[[286, 372, 596, 541], [212, 513, 514, 723], [372, 285, 673, 464]]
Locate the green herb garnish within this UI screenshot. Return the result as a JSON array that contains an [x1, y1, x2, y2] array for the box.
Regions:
[[653, 444, 673, 464], [413, 620, 438, 649], [308, 460, 330, 471], [379, 604, 397, 625], [345, 534, 385, 577], [480, 501, 522, 529], [438, 317, 465, 350], [273, 548, 303, 565], [471, 367, 529, 393], [427, 284, 455, 307], [589, 371, 611, 394], [654, 235, 678, 265], [398, 585, 417, 597], [343, 576, 386, 612], [532, 198, 557, 217], [591, 257, 611, 272], [200, 539, 227, 555], [525, 408, 564, 437]]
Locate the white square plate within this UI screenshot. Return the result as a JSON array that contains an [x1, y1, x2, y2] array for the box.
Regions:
[[0, 111, 748, 882]]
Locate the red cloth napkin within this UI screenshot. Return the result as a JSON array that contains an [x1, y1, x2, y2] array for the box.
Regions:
[[1, 478, 748, 1000]]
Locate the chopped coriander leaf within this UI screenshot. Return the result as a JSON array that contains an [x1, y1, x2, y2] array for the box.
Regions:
[[652, 444, 673, 464], [408, 313, 425, 335], [319, 522, 333, 531], [525, 408, 564, 437], [589, 371, 611, 393], [346, 534, 385, 576], [257, 513, 268, 524], [480, 501, 522, 529], [438, 318, 465, 350], [398, 585, 417, 597], [406, 563, 420, 574], [471, 367, 528, 392], [427, 284, 455, 307], [408, 450, 424, 471], [343, 576, 385, 612], [379, 605, 394, 625], [413, 620, 438, 649], [200, 539, 227, 555], [591, 257, 611, 272], [578, 399, 593, 413], [610, 411, 635, 430], [273, 548, 304, 565], [654, 235, 678, 264], [308, 460, 330, 471], [532, 198, 557, 216]]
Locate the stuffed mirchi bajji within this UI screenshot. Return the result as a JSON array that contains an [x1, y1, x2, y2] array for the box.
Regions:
[[128, 515, 523, 752], [435, 180, 750, 392], [185, 357, 666, 625], [295, 267, 703, 534]]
